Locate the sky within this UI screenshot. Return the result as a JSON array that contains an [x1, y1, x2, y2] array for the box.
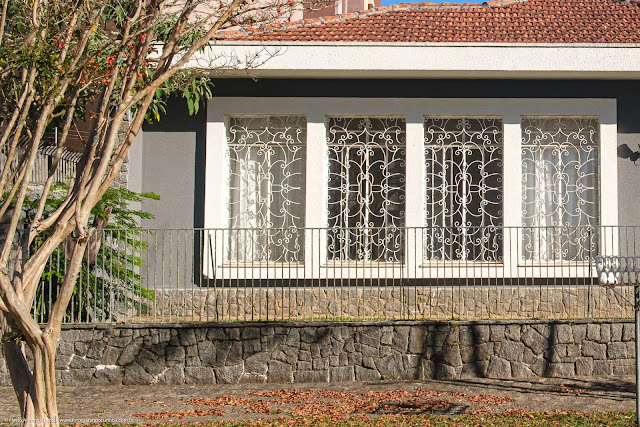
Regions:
[[381, 0, 482, 5]]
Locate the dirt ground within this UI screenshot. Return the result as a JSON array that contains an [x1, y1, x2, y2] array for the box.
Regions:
[[0, 377, 636, 424]]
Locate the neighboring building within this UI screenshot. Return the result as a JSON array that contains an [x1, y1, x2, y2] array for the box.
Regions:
[[303, 0, 380, 19], [129, 0, 640, 290]]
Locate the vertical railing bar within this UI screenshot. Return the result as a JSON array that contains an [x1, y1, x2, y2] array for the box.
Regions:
[[198, 230, 205, 322], [109, 230, 114, 323], [185, 230, 191, 322], [95, 230, 101, 323], [213, 230, 219, 321], [265, 228, 269, 322], [318, 226, 322, 321], [145, 231, 151, 323], [163, 230, 168, 323], [51, 250, 57, 324], [246, 229, 251, 322]]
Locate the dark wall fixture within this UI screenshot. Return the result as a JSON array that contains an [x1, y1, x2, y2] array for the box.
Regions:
[[618, 144, 640, 164]]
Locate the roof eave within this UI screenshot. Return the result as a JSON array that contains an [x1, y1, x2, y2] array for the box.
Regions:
[[191, 43, 640, 79]]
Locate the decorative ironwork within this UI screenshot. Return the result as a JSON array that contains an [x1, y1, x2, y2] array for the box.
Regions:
[[226, 116, 306, 262], [424, 117, 503, 261], [327, 117, 406, 262], [521, 117, 600, 261]]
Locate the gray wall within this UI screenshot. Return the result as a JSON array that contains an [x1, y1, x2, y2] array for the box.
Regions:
[[138, 99, 206, 230], [134, 79, 640, 230]]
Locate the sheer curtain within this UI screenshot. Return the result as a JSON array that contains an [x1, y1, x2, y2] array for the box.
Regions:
[[227, 116, 306, 263], [521, 117, 599, 262]]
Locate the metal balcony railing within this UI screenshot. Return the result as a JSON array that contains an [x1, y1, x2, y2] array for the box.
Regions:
[[31, 226, 639, 324]]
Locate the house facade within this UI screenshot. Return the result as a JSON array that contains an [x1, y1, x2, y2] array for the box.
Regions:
[[123, 0, 640, 319]]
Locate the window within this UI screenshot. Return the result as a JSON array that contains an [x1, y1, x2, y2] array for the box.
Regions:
[[424, 117, 503, 261], [226, 116, 306, 262], [327, 117, 406, 262], [521, 117, 599, 261]]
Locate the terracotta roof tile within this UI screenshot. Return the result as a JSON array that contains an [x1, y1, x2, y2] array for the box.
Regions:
[[218, 0, 640, 43]]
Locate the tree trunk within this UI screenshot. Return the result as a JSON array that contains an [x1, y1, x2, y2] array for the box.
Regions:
[[3, 322, 59, 427]]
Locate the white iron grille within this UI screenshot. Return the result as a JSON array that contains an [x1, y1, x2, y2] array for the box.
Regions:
[[326, 117, 406, 262], [521, 116, 600, 261], [424, 117, 504, 262], [226, 115, 306, 262]]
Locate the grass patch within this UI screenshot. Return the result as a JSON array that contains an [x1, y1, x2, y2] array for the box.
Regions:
[[213, 411, 636, 426], [88, 410, 637, 426]]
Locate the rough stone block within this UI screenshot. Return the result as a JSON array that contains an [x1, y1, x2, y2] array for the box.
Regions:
[[510, 361, 534, 378], [156, 366, 185, 384], [593, 360, 612, 376], [490, 325, 506, 342], [362, 356, 376, 370], [581, 341, 606, 359], [547, 362, 575, 377], [486, 356, 511, 378], [392, 327, 410, 352], [267, 360, 293, 383], [58, 342, 75, 356], [294, 370, 328, 383], [361, 343, 379, 358], [329, 366, 355, 382], [555, 324, 574, 344], [355, 366, 381, 381], [473, 325, 490, 343], [91, 366, 123, 385], [166, 346, 185, 363], [545, 345, 566, 363], [613, 360, 635, 376], [505, 325, 521, 342], [433, 363, 460, 379], [297, 361, 312, 371], [499, 341, 524, 362], [600, 324, 611, 343], [575, 357, 594, 376], [242, 327, 261, 340], [461, 361, 488, 378], [376, 354, 405, 380], [198, 341, 216, 366], [185, 367, 215, 384], [243, 339, 262, 357], [565, 344, 580, 358], [178, 329, 197, 347], [55, 354, 73, 370], [522, 328, 547, 355], [123, 362, 152, 385], [408, 327, 426, 354], [607, 342, 628, 359], [138, 349, 164, 376], [573, 324, 588, 343], [215, 364, 243, 384], [245, 353, 269, 375], [117, 340, 142, 365], [610, 323, 623, 342], [622, 324, 635, 342]]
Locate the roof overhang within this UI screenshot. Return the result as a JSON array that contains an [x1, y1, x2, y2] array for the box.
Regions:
[[192, 41, 640, 79]]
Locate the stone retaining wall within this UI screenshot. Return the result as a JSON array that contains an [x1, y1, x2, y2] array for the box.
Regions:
[[0, 320, 635, 386], [149, 283, 633, 321], [151, 286, 634, 322]]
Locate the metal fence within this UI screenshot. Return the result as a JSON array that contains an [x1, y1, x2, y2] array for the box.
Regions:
[[31, 226, 640, 325], [0, 128, 83, 187]]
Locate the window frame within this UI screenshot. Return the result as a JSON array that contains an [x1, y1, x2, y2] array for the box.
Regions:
[[423, 116, 505, 263], [326, 115, 407, 263], [225, 115, 308, 264], [205, 98, 617, 280]]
